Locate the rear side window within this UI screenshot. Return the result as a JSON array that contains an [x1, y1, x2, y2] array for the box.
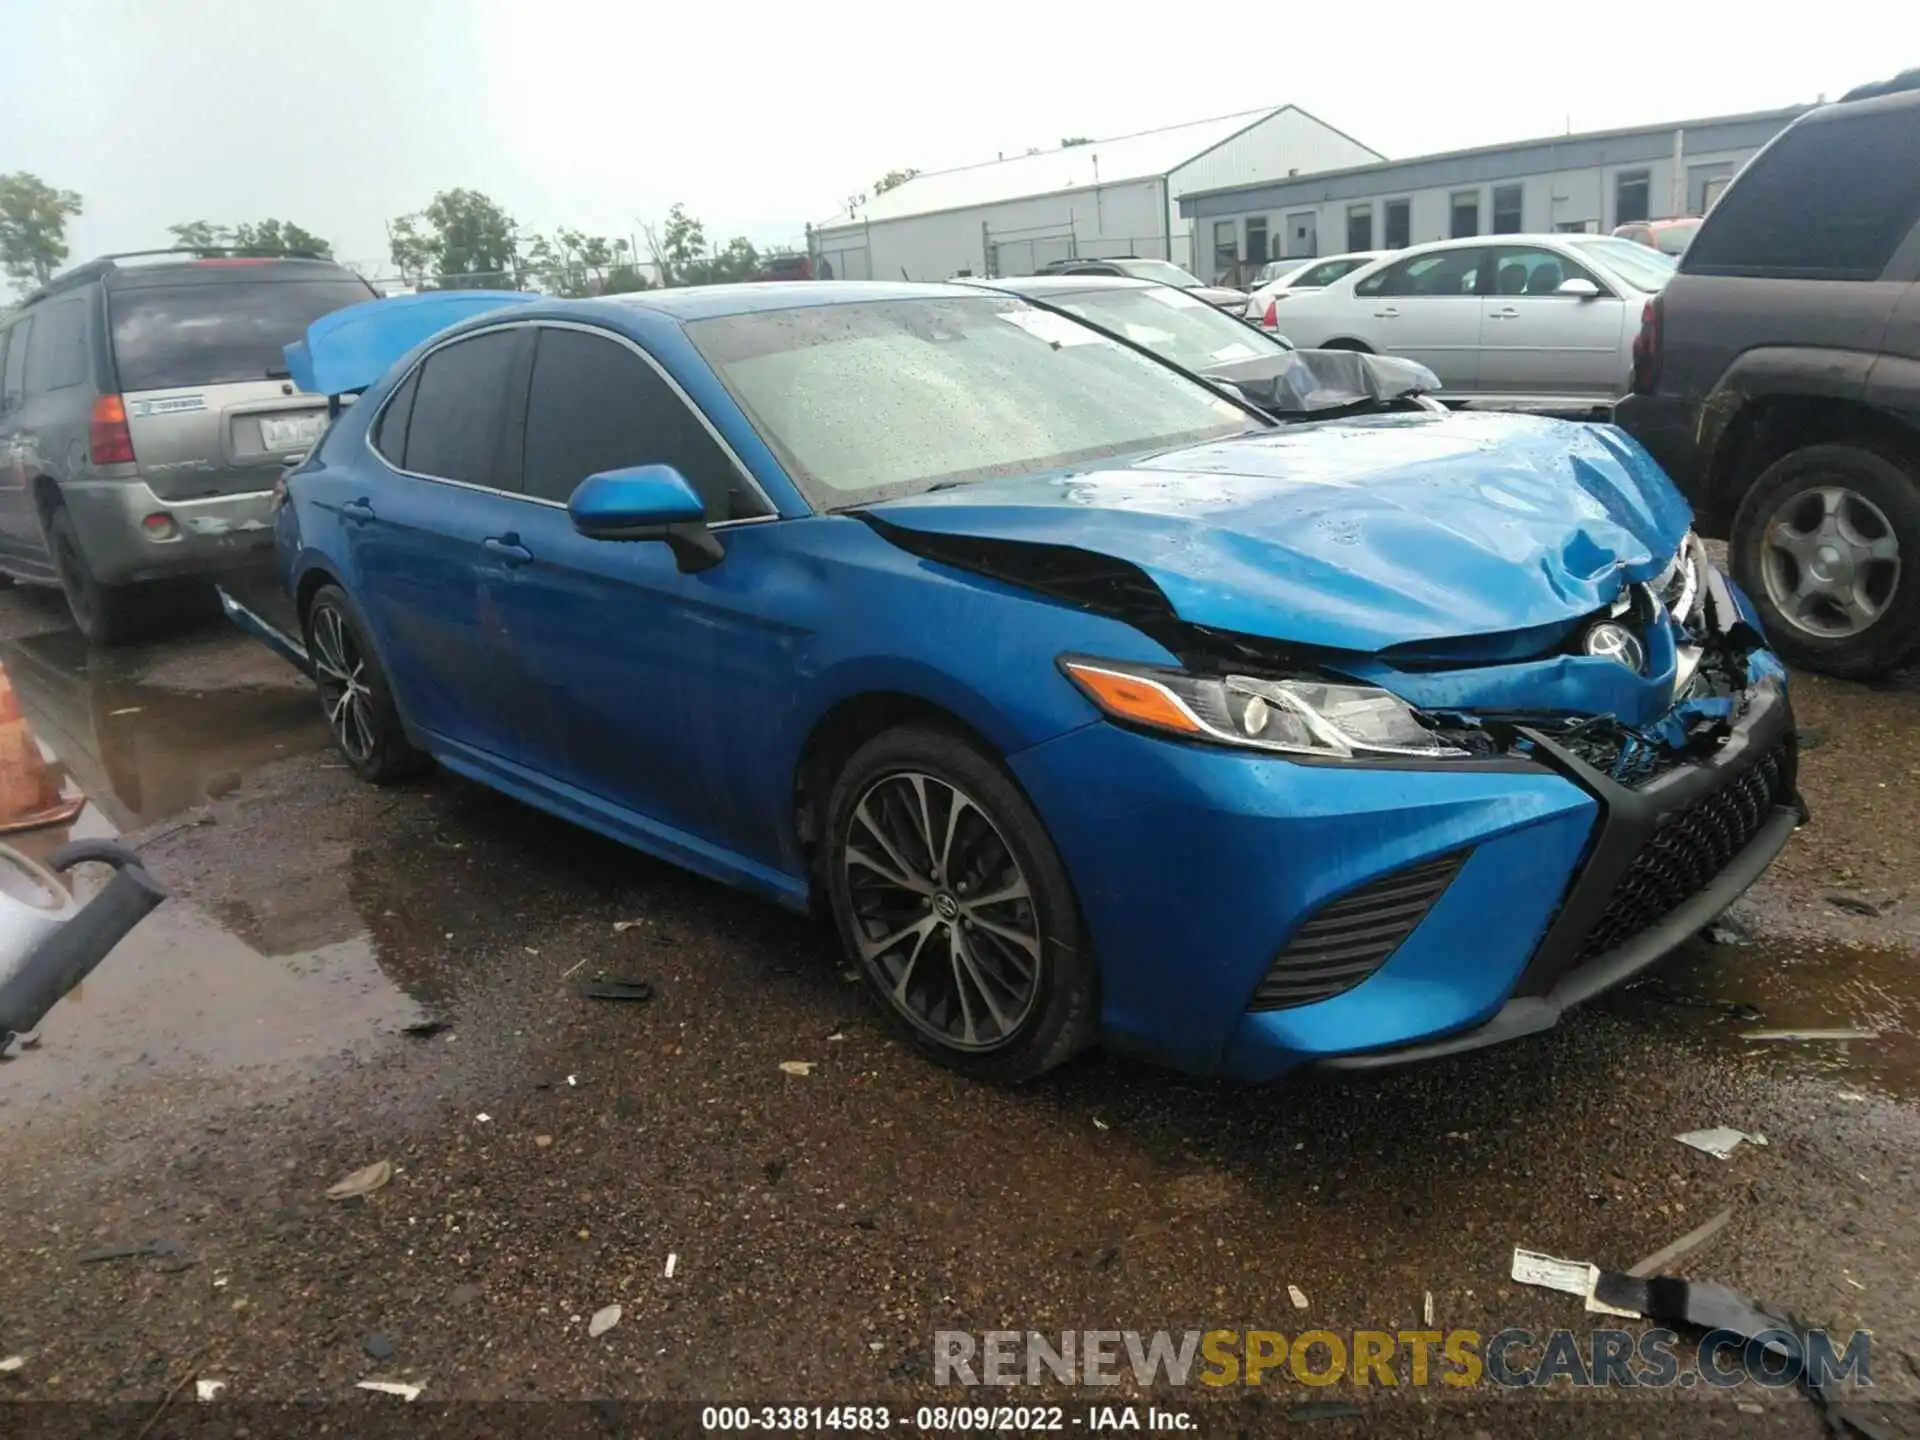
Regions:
[[1, 318, 30, 409], [1684, 109, 1920, 279], [1358, 248, 1487, 298], [109, 277, 374, 391], [402, 330, 521, 488], [24, 299, 88, 393], [521, 327, 758, 519], [371, 368, 420, 466]]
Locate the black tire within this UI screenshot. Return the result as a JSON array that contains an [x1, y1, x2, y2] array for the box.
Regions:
[[1729, 443, 1920, 680], [1319, 338, 1374, 353], [47, 508, 143, 646], [303, 584, 426, 784], [824, 725, 1098, 1082]]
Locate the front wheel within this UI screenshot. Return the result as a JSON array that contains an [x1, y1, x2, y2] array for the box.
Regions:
[[303, 584, 425, 784], [824, 726, 1098, 1082], [1730, 443, 1920, 679]]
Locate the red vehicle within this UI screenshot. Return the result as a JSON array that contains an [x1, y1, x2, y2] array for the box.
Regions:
[[752, 253, 816, 282], [1612, 217, 1703, 257]]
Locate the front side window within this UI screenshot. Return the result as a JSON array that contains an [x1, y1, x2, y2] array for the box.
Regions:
[[1358, 248, 1487, 298], [1684, 110, 1920, 279], [1490, 246, 1603, 298], [397, 329, 521, 488], [521, 327, 759, 519], [109, 277, 374, 391], [1564, 236, 1677, 291], [1615, 170, 1651, 227], [686, 297, 1254, 508]]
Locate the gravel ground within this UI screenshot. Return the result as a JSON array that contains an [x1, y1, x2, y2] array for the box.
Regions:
[[0, 589, 1916, 1438]]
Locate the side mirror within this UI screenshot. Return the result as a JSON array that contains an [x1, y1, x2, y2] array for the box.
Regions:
[[1557, 277, 1602, 300], [568, 465, 722, 572]]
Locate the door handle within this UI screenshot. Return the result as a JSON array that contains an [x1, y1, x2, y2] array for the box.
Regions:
[[1489, 307, 1519, 319], [340, 497, 375, 524], [1373, 307, 1400, 318], [483, 535, 533, 566]]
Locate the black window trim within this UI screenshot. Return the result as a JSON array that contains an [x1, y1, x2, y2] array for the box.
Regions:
[[364, 318, 779, 525]]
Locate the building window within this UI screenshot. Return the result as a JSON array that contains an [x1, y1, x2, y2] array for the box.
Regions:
[[1346, 204, 1373, 252], [1212, 220, 1238, 278], [1450, 191, 1480, 239], [1616, 170, 1651, 226], [1383, 199, 1411, 250], [1245, 217, 1268, 265], [1492, 185, 1524, 234]]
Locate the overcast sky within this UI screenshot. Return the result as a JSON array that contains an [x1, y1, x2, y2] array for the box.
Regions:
[[0, 0, 1895, 278]]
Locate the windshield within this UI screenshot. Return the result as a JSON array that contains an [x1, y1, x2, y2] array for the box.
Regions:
[[1115, 259, 1206, 288], [109, 277, 376, 390], [1566, 237, 1678, 292], [1049, 285, 1291, 370], [686, 296, 1255, 507]]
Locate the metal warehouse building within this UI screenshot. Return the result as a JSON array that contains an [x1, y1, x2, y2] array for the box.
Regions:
[[1177, 106, 1811, 283], [810, 106, 1382, 284]]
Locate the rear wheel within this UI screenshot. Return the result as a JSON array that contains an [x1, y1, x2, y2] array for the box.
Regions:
[[1730, 443, 1920, 679], [303, 584, 425, 784], [48, 507, 142, 646], [824, 725, 1097, 1082]]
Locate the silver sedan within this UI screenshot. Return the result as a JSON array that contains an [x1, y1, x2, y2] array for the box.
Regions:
[[1267, 234, 1677, 409]]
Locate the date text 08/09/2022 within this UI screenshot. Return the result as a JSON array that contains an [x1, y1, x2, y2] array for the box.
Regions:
[[700, 1405, 1192, 1432]]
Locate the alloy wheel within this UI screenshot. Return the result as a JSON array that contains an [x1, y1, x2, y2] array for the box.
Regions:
[[310, 603, 377, 764], [1759, 484, 1902, 638], [841, 770, 1042, 1052]]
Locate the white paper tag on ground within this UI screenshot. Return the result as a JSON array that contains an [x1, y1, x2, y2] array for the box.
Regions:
[[1511, 1249, 1640, 1319]]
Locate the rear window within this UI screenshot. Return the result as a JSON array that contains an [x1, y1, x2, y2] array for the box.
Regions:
[[1683, 108, 1920, 280], [109, 276, 374, 391]]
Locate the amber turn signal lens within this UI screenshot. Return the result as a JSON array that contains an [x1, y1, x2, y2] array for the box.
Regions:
[[1062, 662, 1204, 735]]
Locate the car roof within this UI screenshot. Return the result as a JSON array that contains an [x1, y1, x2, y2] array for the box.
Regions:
[[976, 274, 1157, 295], [595, 279, 983, 321]]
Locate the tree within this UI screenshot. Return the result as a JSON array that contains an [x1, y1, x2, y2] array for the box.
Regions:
[[0, 172, 83, 291], [1059, 136, 1094, 147], [167, 218, 332, 257], [873, 167, 920, 195], [386, 189, 519, 289], [524, 230, 651, 297]]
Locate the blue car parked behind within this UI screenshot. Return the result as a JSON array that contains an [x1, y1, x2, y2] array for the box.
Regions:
[[246, 281, 1803, 1082]]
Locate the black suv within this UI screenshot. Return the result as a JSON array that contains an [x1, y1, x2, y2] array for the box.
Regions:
[[1616, 85, 1920, 678]]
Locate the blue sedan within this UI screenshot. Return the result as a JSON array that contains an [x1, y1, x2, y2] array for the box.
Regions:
[[248, 281, 1803, 1081]]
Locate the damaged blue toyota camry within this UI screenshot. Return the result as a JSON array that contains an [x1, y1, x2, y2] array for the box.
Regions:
[[236, 281, 1803, 1083]]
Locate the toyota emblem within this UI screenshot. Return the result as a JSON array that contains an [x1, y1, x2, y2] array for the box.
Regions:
[[1583, 621, 1646, 672]]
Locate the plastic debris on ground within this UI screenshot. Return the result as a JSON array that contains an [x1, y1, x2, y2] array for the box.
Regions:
[[665, 1253, 678, 1278], [1627, 1207, 1734, 1278], [0, 1355, 23, 1373], [1674, 1127, 1766, 1160], [589, 1304, 622, 1338], [1423, 1291, 1434, 1325], [356, 1380, 424, 1401], [1741, 1027, 1879, 1042], [1510, 1248, 1640, 1318], [778, 1061, 815, 1076], [1288, 1285, 1309, 1310], [325, 1160, 393, 1201], [579, 980, 654, 1002], [195, 1380, 225, 1402]]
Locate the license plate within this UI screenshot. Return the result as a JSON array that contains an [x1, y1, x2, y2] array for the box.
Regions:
[[259, 413, 326, 451]]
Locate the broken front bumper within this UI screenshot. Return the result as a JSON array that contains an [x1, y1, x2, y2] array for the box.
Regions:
[[1314, 675, 1802, 1071]]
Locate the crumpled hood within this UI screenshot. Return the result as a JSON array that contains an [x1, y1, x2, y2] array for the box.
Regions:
[[867, 411, 1692, 655]]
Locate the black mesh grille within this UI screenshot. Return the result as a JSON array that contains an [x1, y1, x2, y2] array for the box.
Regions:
[[1250, 852, 1468, 1012], [1574, 739, 1793, 963]]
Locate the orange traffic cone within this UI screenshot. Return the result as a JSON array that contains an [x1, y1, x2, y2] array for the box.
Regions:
[[0, 660, 85, 834]]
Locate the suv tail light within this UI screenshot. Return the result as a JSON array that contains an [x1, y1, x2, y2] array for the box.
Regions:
[[89, 395, 136, 465], [1630, 294, 1664, 395]]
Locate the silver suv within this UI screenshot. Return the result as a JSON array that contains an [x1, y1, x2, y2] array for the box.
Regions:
[[0, 251, 377, 643]]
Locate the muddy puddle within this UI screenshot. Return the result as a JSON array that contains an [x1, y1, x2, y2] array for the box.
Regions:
[[0, 632, 429, 1124], [1618, 930, 1919, 1098]]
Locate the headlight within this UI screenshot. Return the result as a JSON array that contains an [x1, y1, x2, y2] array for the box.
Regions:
[[1060, 659, 1470, 760]]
